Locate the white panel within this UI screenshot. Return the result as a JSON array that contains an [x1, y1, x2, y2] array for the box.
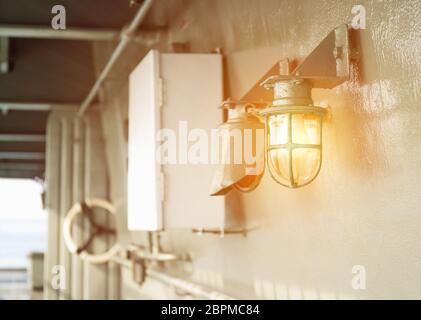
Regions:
[[128, 51, 225, 230], [128, 50, 162, 231], [160, 53, 225, 229]]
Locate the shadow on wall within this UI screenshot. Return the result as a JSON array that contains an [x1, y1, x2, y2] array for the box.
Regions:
[[314, 28, 395, 182]]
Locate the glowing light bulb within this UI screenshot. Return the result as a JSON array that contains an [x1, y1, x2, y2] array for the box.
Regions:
[[266, 112, 323, 188], [260, 79, 326, 188]]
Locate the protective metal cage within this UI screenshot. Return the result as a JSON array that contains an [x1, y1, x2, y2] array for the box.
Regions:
[[260, 104, 326, 188]]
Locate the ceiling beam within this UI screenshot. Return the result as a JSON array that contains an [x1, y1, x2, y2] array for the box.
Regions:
[[0, 170, 43, 179], [0, 134, 46, 142], [0, 152, 45, 160], [0, 162, 44, 171]]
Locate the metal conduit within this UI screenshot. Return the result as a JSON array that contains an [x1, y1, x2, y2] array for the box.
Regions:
[[76, 0, 233, 300], [78, 0, 155, 116], [0, 25, 118, 41], [111, 256, 236, 300], [0, 102, 78, 112]]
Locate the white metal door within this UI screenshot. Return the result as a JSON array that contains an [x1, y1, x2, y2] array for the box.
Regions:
[[128, 51, 225, 230], [160, 53, 225, 229], [128, 50, 163, 231]]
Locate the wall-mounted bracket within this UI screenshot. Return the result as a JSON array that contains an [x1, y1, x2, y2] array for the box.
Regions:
[[241, 24, 355, 102], [291, 24, 351, 88]]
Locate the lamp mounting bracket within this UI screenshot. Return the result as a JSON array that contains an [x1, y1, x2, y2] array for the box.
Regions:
[[241, 24, 356, 103]]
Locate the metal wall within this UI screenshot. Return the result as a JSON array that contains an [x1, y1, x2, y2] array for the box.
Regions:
[[89, 0, 421, 299], [44, 110, 119, 299]]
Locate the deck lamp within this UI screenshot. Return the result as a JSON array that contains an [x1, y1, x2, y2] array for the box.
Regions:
[[210, 100, 266, 195], [210, 24, 356, 194], [259, 77, 326, 188]]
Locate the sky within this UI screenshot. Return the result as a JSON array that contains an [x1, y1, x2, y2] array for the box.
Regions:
[[0, 178, 47, 269]]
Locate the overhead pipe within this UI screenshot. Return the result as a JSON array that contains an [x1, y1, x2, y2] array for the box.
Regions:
[[0, 25, 118, 41], [0, 163, 45, 171], [0, 102, 78, 113], [78, 0, 155, 117]]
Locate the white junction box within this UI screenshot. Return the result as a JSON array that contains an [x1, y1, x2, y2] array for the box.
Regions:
[[128, 50, 226, 231]]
